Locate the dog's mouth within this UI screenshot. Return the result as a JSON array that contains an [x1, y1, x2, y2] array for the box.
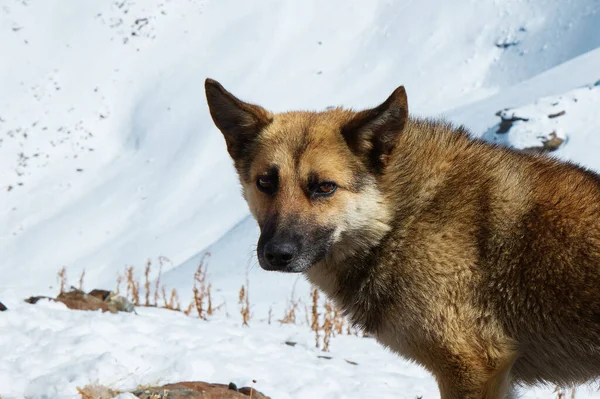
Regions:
[[256, 227, 334, 273]]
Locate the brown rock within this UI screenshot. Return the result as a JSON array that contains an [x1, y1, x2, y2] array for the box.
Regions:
[[132, 381, 270, 399], [24, 296, 53, 304], [523, 131, 565, 153], [88, 289, 112, 301], [548, 110, 566, 119], [0, 301, 7, 311], [56, 290, 110, 312]]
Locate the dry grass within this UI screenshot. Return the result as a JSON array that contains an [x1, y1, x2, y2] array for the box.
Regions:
[[115, 274, 123, 296], [144, 260, 152, 306], [121, 256, 188, 312], [58, 262, 360, 354], [311, 287, 320, 349], [125, 266, 141, 306], [279, 281, 300, 324], [239, 272, 251, 326], [58, 266, 67, 294], [188, 253, 213, 319], [55, 255, 221, 318], [554, 387, 577, 399], [78, 269, 86, 291], [321, 301, 335, 352], [308, 286, 350, 351]]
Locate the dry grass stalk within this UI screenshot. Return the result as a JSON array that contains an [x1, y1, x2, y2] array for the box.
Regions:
[[153, 259, 165, 306], [191, 253, 212, 319], [304, 304, 310, 326], [239, 273, 251, 326], [554, 387, 577, 399], [333, 307, 344, 335], [311, 287, 320, 349], [184, 301, 195, 316], [78, 269, 86, 291], [279, 284, 300, 324], [268, 306, 273, 325], [161, 286, 168, 308], [144, 259, 151, 306], [126, 266, 140, 306], [58, 267, 67, 294], [115, 273, 122, 296], [322, 301, 335, 352], [168, 288, 180, 311]]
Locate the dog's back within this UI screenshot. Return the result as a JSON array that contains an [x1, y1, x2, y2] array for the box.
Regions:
[[379, 118, 600, 387]]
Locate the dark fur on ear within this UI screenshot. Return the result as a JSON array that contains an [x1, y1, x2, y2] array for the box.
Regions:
[[341, 86, 408, 172], [205, 78, 272, 160]]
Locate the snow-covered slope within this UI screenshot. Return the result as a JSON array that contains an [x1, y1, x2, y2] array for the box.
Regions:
[[1, 0, 600, 397], [2, 0, 600, 294]]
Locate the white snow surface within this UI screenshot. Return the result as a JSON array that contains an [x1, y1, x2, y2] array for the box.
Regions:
[[1, 0, 600, 397], [1, 300, 597, 399]]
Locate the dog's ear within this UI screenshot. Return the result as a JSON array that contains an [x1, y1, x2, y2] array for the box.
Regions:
[[205, 78, 272, 160], [341, 86, 408, 172]]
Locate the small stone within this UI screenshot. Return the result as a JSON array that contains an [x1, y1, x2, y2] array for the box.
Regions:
[[24, 296, 52, 304], [106, 293, 135, 313], [88, 289, 111, 301], [0, 301, 7, 311], [548, 110, 566, 119]]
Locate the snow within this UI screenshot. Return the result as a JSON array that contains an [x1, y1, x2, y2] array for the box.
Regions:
[[1, 300, 597, 399], [482, 82, 600, 163], [1, 0, 600, 397]]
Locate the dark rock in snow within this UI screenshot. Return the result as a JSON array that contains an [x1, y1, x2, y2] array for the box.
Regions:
[[132, 381, 271, 399], [522, 132, 565, 153], [495, 110, 529, 134], [24, 296, 52, 304], [0, 301, 7, 311], [88, 289, 112, 301]]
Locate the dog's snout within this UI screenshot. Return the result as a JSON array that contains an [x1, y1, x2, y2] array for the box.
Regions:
[[263, 240, 298, 269]]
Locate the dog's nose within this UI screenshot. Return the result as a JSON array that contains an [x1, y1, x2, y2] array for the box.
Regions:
[[264, 240, 298, 269]]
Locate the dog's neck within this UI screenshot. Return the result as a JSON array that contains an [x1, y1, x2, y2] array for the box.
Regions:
[[304, 118, 470, 332], [304, 195, 397, 332]]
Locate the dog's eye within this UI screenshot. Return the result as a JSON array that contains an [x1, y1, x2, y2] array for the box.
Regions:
[[311, 182, 337, 197], [318, 183, 336, 194], [257, 175, 277, 194]]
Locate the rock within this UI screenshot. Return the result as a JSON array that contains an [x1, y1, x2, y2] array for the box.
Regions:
[[522, 131, 565, 153], [0, 301, 7, 311], [548, 110, 566, 119], [106, 292, 135, 313], [56, 290, 110, 312], [24, 296, 53, 304], [88, 289, 112, 301], [131, 381, 270, 399], [495, 110, 529, 134]]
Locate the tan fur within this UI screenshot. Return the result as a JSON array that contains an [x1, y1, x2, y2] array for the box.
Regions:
[[205, 79, 600, 398]]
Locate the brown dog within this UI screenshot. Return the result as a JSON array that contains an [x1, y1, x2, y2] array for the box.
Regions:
[[205, 78, 600, 398]]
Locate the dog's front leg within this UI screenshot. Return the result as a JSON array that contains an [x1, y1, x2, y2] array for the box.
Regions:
[[433, 347, 516, 399]]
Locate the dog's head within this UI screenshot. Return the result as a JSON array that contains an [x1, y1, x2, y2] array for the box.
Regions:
[[205, 79, 408, 273]]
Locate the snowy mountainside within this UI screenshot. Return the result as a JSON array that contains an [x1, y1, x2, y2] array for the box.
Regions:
[[2, 0, 600, 294]]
